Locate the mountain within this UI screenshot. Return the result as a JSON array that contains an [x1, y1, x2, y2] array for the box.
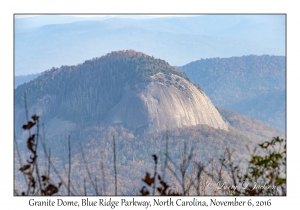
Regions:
[[14, 50, 227, 136], [178, 55, 286, 131], [14, 51, 285, 195], [14, 73, 40, 88], [15, 15, 110, 33], [15, 15, 285, 75], [104, 72, 229, 133]]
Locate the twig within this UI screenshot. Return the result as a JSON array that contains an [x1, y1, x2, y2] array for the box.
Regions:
[[84, 178, 86, 196], [167, 167, 178, 193], [162, 128, 169, 180], [187, 153, 197, 195], [100, 153, 106, 195], [34, 118, 43, 195], [79, 142, 98, 194], [152, 154, 158, 196], [166, 162, 182, 188], [14, 134, 29, 191], [113, 135, 117, 196], [42, 124, 47, 175], [40, 138, 77, 195], [23, 93, 31, 195], [95, 177, 99, 195], [48, 149, 51, 178], [68, 135, 71, 196]]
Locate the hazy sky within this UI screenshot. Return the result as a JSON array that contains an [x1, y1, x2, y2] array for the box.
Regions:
[[15, 14, 196, 18], [14, 14, 285, 75]]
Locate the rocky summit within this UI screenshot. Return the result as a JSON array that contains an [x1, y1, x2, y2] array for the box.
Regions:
[[15, 50, 228, 135], [105, 72, 228, 133]]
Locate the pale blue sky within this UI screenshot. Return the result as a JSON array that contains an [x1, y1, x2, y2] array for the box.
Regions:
[[15, 14, 196, 18]]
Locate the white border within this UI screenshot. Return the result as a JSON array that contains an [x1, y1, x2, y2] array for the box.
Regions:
[[1, 0, 298, 209]]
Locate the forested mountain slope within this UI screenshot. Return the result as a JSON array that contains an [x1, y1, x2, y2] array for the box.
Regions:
[[178, 55, 286, 131], [14, 51, 284, 195], [14, 73, 40, 88], [14, 50, 227, 136]]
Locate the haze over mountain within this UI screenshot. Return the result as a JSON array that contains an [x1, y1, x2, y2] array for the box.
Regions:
[[14, 73, 40, 88], [14, 50, 228, 136], [15, 15, 110, 32], [14, 50, 284, 144], [14, 50, 284, 195], [15, 15, 285, 75], [178, 55, 286, 131]]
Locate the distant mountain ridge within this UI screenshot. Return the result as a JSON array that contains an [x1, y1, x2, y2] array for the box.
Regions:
[[15, 15, 285, 75], [14, 73, 40, 88], [178, 55, 286, 131]]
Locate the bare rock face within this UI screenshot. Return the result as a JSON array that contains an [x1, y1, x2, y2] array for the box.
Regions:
[[105, 73, 228, 132]]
